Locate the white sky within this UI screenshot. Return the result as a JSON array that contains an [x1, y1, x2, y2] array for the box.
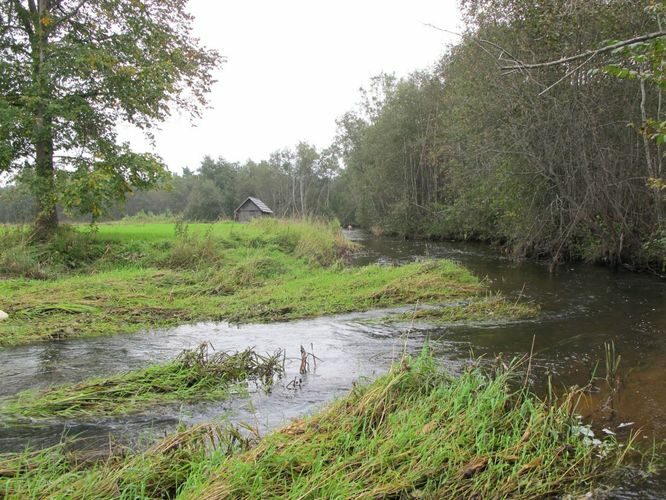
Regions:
[[124, 0, 462, 173]]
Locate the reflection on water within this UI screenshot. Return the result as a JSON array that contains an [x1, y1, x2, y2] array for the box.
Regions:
[[0, 230, 664, 497]]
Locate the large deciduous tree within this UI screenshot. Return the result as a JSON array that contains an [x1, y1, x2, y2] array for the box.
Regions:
[[0, 0, 221, 238]]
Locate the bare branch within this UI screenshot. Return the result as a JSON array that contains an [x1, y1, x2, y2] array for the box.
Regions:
[[501, 31, 666, 71], [11, 0, 34, 38], [537, 53, 597, 96], [52, 0, 89, 30]]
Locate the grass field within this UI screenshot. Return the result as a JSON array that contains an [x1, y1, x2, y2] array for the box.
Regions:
[[0, 219, 537, 346], [0, 350, 638, 499]]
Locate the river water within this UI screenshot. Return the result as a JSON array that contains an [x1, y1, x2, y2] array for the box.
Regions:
[[1, 230, 664, 496]]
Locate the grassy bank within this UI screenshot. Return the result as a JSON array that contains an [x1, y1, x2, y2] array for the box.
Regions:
[[184, 351, 635, 499], [0, 219, 536, 347], [0, 423, 244, 499], [0, 351, 637, 499], [1, 344, 283, 419], [389, 293, 538, 325]]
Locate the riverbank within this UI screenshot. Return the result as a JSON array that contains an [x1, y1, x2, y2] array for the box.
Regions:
[[0, 350, 639, 499], [0, 220, 537, 347]]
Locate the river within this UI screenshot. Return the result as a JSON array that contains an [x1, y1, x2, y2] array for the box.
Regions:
[[1, 229, 664, 497]]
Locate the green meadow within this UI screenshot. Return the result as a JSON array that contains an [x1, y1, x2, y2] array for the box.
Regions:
[[0, 219, 536, 347]]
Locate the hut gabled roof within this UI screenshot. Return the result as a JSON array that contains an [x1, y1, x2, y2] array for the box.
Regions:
[[235, 196, 274, 214]]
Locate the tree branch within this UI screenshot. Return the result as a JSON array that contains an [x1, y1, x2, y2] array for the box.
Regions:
[[11, 0, 34, 37], [501, 31, 666, 71], [52, 0, 89, 30]]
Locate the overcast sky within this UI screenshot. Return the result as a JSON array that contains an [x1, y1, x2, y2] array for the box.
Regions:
[[123, 1, 462, 173]]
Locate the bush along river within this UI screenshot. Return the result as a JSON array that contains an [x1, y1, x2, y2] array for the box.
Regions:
[[0, 229, 664, 497]]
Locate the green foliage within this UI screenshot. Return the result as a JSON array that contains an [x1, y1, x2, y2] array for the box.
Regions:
[[0, 0, 221, 232], [333, 0, 664, 270]]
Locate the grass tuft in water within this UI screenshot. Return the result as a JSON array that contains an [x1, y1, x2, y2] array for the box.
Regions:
[[389, 292, 538, 325], [1, 343, 283, 419], [604, 340, 622, 389]]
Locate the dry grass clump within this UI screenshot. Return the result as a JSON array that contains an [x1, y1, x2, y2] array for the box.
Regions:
[[250, 217, 358, 266]]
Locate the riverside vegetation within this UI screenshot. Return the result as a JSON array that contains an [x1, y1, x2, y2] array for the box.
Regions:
[[0, 219, 536, 347], [1, 344, 284, 420], [3, 2, 663, 272], [0, 349, 643, 499], [0, 220, 651, 498]]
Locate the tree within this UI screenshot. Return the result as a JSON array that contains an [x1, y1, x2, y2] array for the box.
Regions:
[[0, 0, 222, 238], [198, 156, 238, 216]]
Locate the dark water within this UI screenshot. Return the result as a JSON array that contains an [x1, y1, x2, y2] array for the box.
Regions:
[[0, 230, 664, 496]]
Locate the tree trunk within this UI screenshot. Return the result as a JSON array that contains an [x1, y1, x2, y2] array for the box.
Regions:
[[31, 0, 58, 239], [33, 115, 58, 239]]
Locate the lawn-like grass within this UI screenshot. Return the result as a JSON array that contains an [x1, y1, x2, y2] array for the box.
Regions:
[[0, 219, 537, 347]]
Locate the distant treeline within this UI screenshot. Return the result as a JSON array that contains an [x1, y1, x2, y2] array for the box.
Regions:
[[2, 0, 664, 271], [0, 143, 352, 224]]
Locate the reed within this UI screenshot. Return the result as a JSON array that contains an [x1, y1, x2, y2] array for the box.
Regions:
[[604, 340, 622, 388]]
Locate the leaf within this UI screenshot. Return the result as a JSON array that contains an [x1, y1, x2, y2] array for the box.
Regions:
[[461, 457, 488, 479]]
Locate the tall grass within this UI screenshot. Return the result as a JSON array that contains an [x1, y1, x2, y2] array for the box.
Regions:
[[0, 423, 252, 499], [181, 350, 637, 499], [0, 225, 108, 278], [0, 219, 357, 279], [0, 350, 641, 499], [2, 344, 283, 419]]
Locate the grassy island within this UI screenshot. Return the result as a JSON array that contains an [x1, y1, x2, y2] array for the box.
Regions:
[[0, 219, 536, 347], [1, 344, 283, 420]]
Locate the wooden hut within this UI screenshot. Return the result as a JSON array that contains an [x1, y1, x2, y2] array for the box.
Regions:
[[234, 197, 274, 222]]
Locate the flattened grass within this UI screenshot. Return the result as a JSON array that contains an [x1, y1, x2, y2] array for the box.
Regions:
[[0, 423, 248, 500], [2, 344, 283, 419], [388, 293, 539, 325], [0, 350, 638, 499], [220, 259, 483, 323], [181, 351, 636, 499], [0, 219, 537, 347]]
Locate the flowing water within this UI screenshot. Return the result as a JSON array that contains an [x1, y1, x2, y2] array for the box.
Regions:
[[0, 230, 664, 496]]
